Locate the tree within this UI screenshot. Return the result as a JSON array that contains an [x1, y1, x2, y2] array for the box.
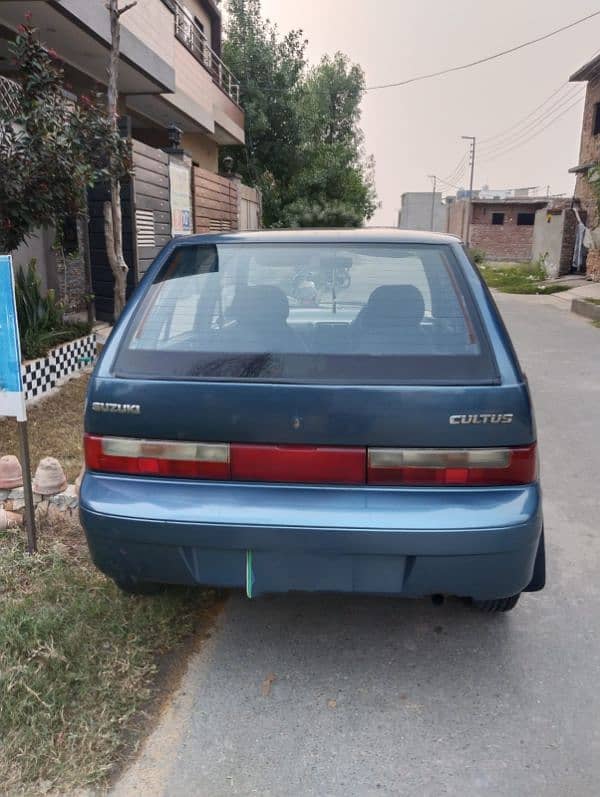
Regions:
[[284, 53, 377, 227], [222, 1, 376, 228], [222, 0, 307, 226], [104, 0, 137, 320], [0, 17, 130, 318]]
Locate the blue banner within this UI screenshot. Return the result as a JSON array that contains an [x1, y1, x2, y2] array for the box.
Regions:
[[0, 255, 26, 420]]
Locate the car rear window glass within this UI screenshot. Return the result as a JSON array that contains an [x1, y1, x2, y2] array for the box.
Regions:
[[115, 243, 497, 384]]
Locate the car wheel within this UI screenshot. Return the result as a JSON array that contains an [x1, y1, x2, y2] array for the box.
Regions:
[[113, 577, 163, 596], [472, 593, 521, 613]]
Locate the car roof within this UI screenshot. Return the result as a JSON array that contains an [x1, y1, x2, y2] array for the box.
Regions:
[[172, 228, 462, 246]]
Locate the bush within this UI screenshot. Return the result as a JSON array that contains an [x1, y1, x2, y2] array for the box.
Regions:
[[468, 247, 486, 266], [15, 259, 90, 360]]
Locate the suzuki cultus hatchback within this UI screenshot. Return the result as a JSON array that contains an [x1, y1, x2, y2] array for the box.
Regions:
[[80, 230, 544, 612]]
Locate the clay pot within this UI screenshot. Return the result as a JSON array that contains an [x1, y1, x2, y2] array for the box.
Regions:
[[33, 457, 67, 496], [0, 455, 23, 489], [0, 507, 22, 530]]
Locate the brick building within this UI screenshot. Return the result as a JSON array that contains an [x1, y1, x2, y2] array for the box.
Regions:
[[446, 197, 548, 261], [569, 53, 600, 228]]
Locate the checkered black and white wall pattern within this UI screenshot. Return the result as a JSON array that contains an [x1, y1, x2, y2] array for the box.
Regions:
[[53, 334, 97, 382], [21, 356, 56, 401], [20, 334, 96, 402]]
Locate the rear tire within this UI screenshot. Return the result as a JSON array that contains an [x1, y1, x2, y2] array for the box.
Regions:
[[473, 593, 521, 613], [114, 577, 163, 596]]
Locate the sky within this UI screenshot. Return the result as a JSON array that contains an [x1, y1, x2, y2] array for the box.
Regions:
[[257, 0, 599, 225]]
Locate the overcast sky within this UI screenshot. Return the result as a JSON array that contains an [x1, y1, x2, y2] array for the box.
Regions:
[[258, 0, 599, 225]]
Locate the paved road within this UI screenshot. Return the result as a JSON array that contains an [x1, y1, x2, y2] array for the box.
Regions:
[[114, 294, 600, 797]]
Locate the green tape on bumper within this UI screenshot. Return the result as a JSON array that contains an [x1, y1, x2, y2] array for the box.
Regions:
[[246, 550, 254, 599]]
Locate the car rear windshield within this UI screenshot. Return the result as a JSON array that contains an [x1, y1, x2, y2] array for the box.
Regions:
[[115, 242, 497, 384]]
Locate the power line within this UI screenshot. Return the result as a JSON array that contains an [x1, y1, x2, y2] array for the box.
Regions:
[[366, 9, 600, 92], [443, 153, 467, 184], [479, 86, 585, 156], [480, 93, 585, 163], [479, 82, 569, 145], [238, 10, 600, 96]]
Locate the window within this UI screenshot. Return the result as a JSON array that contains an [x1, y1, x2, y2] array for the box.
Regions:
[[594, 103, 600, 136], [116, 243, 496, 385], [517, 213, 535, 226], [491, 213, 505, 226]]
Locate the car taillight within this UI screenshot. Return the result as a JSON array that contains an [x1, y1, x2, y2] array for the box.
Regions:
[[84, 435, 230, 479], [230, 444, 365, 484], [367, 444, 537, 486], [84, 435, 536, 487]]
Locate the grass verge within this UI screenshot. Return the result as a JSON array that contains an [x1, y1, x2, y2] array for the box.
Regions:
[[0, 373, 89, 482], [479, 262, 572, 295], [0, 514, 218, 795]]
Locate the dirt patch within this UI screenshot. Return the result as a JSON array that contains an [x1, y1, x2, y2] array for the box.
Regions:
[[0, 373, 89, 482]]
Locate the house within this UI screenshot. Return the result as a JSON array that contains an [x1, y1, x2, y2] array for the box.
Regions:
[[397, 192, 447, 233], [0, 0, 259, 317], [569, 53, 600, 229], [446, 196, 548, 261]]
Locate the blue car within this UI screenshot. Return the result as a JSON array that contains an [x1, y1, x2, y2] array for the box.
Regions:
[[80, 229, 544, 612]]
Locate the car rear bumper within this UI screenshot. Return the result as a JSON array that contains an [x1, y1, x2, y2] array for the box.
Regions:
[[80, 473, 543, 599]]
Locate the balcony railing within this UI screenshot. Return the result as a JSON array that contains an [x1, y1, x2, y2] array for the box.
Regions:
[[174, 3, 240, 105], [0, 76, 22, 119]]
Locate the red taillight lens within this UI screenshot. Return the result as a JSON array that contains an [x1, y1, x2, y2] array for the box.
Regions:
[[84, 435, 537, 487], [84, 435, 230, 479], [230, 444, 365, 485], [367, 444, 537, 486]]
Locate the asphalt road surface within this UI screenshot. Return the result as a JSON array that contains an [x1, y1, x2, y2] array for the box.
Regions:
[[114, 293, 600, 797]]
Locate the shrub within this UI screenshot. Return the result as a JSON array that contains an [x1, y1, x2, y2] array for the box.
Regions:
[[14, 259, 90, 360], [468, 247, 486, 266]]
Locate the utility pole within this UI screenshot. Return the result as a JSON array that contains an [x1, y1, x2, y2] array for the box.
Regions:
[[462, 136, 476, 246], [427, 174, 437, 231]]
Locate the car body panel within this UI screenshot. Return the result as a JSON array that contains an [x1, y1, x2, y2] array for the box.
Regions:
[[80, 229, 544, 600]]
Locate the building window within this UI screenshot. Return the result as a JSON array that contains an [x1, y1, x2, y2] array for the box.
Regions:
[[492, 212, 505, 225], [594, 103, 600, 136], [517, 213, 535, 226]]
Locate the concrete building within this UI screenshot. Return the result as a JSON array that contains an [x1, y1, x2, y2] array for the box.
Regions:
[[398, 192, 447, 233], [0, 0, 244, 167], [0, 0, 256, 315]]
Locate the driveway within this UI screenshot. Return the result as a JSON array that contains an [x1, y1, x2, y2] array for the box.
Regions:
[[113, 294, 600, 797]]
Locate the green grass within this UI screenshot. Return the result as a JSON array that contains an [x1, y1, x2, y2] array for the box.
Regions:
[[479, 262, 572, 295], [583, 297, 600, 306], [0, 517, 216, 795]]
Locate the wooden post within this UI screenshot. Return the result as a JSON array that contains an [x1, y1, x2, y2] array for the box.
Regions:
[[17, 421, 37, 554]]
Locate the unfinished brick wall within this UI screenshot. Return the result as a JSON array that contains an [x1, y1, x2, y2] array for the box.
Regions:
[[573, 75, 600, 228], [470, 224, 534, 262], [469, 202, 546, 261]]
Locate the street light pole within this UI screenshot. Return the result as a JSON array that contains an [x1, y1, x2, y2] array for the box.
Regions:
[[462, 136, 476, 246], [427, 174, 437, 231]]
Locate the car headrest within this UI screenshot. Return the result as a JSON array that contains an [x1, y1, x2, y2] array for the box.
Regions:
[[233, 285, 290, 323], [363, 284, 425, 325]]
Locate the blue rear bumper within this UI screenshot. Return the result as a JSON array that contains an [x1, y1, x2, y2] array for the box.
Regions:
[[80, 473, 543, 599]]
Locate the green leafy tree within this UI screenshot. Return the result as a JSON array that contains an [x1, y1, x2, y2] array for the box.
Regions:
[[0, 18, 130, 257], [284, 53, 377, 227], [222, 1, 376, 228], [222, 0, 307, 225]]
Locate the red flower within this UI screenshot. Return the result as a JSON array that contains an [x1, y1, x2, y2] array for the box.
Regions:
[[25, 11, 33, 23], [47, 48, 58, 60]]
